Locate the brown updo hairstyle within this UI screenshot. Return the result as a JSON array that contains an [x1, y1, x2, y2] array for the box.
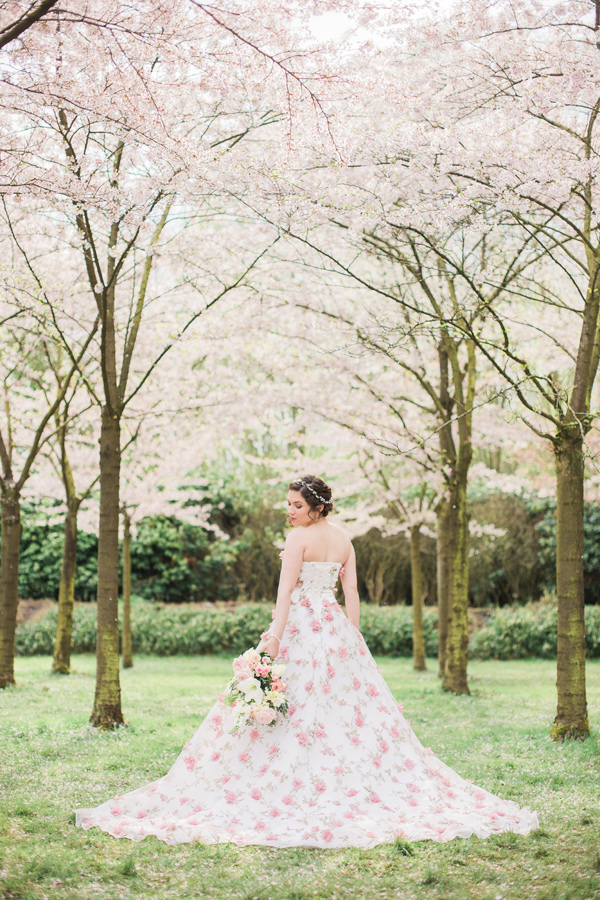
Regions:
[[288, 475, 334, 519]]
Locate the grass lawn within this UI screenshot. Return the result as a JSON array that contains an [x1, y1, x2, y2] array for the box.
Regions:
[[1, 654, 599, 900]]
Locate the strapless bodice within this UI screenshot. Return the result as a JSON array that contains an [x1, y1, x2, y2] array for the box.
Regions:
[[293, 561, 342, 599]]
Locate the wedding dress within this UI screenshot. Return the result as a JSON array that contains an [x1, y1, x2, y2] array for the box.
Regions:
[[75, 561, 539, 848]]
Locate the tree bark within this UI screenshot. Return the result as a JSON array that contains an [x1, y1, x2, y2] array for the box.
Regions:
[[436, 498, 454, 678], [91, 406, 124, 728], [443, 479, 470, 694], [52, 504, 78, 675], [551, 433, 589, 739], [0, 488, 21, 688], [410, 524, 427, 670], [121, 510, 133, 669]]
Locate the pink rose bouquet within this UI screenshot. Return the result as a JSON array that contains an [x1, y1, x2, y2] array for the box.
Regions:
[[223, 648, 288, 732]]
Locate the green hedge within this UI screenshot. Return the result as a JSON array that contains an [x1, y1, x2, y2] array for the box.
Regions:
[[469, 605, 600, 660], [15, 601, 600, 660], [16, 603, 439, 658]]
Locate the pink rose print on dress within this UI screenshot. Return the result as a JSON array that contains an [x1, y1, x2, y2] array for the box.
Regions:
[[74, 560, 539, 849]]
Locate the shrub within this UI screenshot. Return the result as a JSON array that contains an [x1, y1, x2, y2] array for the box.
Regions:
[[15, 599, 600, 660], [469, 603, 600, 660], [16, 601, 440, 658]]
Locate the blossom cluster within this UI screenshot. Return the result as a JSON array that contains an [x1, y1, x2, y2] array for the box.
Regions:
[[223, 648, 288, 732]]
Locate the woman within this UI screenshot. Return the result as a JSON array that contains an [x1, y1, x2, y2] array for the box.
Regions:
[[76, 475, 539, 848]]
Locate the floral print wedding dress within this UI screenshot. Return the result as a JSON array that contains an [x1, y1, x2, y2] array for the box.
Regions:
[[76, 562, 539, 848]]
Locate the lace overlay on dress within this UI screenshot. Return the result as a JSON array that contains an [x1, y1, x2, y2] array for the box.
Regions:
[[75, 561, 539, 848]]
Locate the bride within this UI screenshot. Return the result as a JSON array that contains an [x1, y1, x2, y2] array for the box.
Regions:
[[76, 475, 539, 848]]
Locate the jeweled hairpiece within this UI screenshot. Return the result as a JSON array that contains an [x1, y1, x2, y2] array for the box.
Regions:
[[299, 479, 332, 506]]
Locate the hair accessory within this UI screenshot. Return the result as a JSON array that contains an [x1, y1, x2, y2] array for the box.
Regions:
[[299, 479, 331, 506]]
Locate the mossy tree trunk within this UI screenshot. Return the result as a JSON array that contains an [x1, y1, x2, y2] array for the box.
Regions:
[[91, 404, 124, 728], [438, 335, 474, 696], [436, 497, 454, 678], [551, 431, 589, 739], [0, 488, 21, 688], [121, 509, 133, 669], [442, 478, 470, 694], [410, 524, 426, 671], [52, 502, 79, 674]]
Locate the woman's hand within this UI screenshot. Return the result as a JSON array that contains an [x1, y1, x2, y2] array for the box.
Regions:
[[259, 634, 280, 659]]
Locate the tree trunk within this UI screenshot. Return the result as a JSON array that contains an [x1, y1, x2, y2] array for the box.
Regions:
[[410, 524, 426, 671], [443, 479, 470, 694], [436, 499, 453, 678], [0, 488, 21, 688], [91, 406, 124, 728], [551, 433, 589, 740], [121, 511, 133, 669], [52, 504, 78, 674]]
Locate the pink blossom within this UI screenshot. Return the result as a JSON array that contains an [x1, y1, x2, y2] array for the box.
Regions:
[[250, 729, 260, 741], [252, 707, 276, 725], [255, 821, 265, 831], [314, 781, 326, 793], [297, 732, 309, 746], [211, 751, 220, 762], [304, 681, 313, 692], [314, 724, 326, 738], [255, 665, 270, 677], [225, 792, 237, 804], [268, 744, 278, 756], [408, 798, 418, 807], [270, 807, 280, 817], [288, 705, 297, 716], [323, 610, 333, 621], [334, 765, 344, 774], [339, 647, 348, 659], [372, 758, 381, 769], [379, 740, 389, 753], [251, 788, 262, 800], [136, 811, 147, 819], [327, 666, 336, 679], [404, 758, 415, 770], [350, 735, 361, 746], [211, 714, 223, 727], [408, 783, 420, 793], [359, 646, 366, 656], [322, 683, 331, 694], [282, 796, 293, 805], [322, 830, 334, 843], [110, 806, 123, 816], [311, 620, 321, 633], [184, 755, 196, 771], [300, 598, 311, 608], [238, 752, 249, 763], [396, 703, 404, 713], [288, 624, 299, 636], [293, 778, 304, 789], [347, 789, 358, 797], [391, 726, 401, 738], [259, 764, 269, 775], [353, 678, 361, 690], [370, 792, 381, 803], [367, 683, 379, 697], [112, 825, 123, 837]]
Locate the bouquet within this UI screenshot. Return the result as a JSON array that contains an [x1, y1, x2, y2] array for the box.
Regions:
[[223, 648, 288, 732]]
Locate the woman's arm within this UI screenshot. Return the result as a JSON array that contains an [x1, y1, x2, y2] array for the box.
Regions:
[[259, 530, 304, 657], [340, 542, 360, 629]]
